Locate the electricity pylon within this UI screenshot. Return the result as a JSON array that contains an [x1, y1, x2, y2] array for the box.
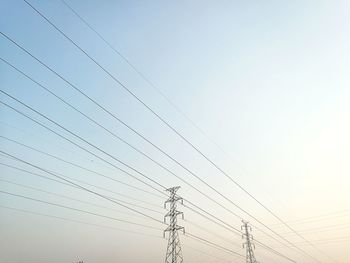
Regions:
[[242, 220, 258, 263], [164, 186, 185, 263]]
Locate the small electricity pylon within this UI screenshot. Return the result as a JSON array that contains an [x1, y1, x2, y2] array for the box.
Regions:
[[242, 220, 258, 263], [164, 186, 185, 263]]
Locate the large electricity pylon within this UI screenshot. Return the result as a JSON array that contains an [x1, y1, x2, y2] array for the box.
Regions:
[[164, 186, 185, 263], [242, 220, 258, 263]]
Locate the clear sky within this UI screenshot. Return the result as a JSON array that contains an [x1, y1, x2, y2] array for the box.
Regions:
[[1, 0, 350, 262]]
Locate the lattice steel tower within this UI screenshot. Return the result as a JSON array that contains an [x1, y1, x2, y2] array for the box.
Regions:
[[164, 186, 185, 263], [242, 220, 258, 263]]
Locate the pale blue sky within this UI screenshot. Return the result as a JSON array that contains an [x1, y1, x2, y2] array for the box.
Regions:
[[1, 0, 350, 262]]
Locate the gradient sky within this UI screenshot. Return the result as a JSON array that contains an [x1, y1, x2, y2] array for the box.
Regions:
[[1, 0, 350, 262]]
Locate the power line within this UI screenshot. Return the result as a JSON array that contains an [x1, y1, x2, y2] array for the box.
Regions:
[[0, 134, 164, 200], [0, 204, 163, 238], [0, 204, 246, 263], [0, 150, 165, 225], [0, 93, 276, 260], [54, 5, 312, 262], [0, 56, 247, 222], [0, 95, 299, 263], [0, 23, 323, 262], [184, 218, 242, 249], [51, 170, 164, 214], [270, 210, 350, 227], [0, 167, 245, 261], [0, 89, 302, 261], [0, 32, 249, 226], [1, 52, 275, 248], [0, 56, 173, 193], [181, 243, 234, 263], [255, 240, 298, 263], [0, 205, 247, 263], [0, 84, 243, 233], [2, 1, 336, 262], [0, 136, 245, 240], [0, 91, 167, 194], [1, 28, 280, 248], [0, 57, 244, 220], [0, 149, 280, 262], [0, 35, 310, 261], [0, 178, 160, 219], [0, 88, 249, 229], [0, 135, 246, 240], [0, 190, 163, 230], [0, 161, 163, 216], [284, 236, 350, 246], [0, 105, 243, 240], [0, 38, 247, 227], [0, 161, 80, 188], [261, 222, 350, 238], [1, 160, 295, 263], [1, 160, 243, 257], [268, 236, 350, 248], [0, 138, 249, 250], [0, 94, 298, 263], [0, 52, 262, 237], [0, 94, 166, 197], [0, 144, 289, 262], [18, 2, 335, 262], [1, 145, 293, 262], [1, 153, 245, 256], [182, 202, 242, 236], [185, 232, 244, 259], [0, 120, 97, 164], [0, 54, 303, 263], [59, 0, 232, 160]]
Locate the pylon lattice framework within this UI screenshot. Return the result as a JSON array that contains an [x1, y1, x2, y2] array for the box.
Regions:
[[242, 220, 258, 263], [164, 186, 185, 263]]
